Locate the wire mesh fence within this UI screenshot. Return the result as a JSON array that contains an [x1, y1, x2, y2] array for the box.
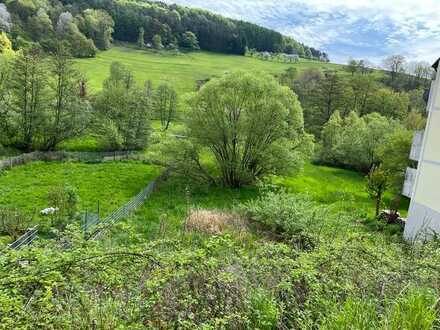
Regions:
[[0, 150, 147, 172], [88, 180, 157, 240], [8, 226, 39, 250], [81, 212, 100, 232], [1, 151, 171, 252], [6, 173, 165, 251]]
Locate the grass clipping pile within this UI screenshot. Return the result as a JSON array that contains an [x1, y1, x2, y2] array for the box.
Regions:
[[185, 209, 247, 235]]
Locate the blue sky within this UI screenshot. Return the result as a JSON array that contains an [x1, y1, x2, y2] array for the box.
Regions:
[[162, 0, 440, 65]]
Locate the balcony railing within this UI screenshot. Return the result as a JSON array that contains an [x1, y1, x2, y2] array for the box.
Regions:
[[409, 130, 424, 161], [402, 167, 417, 198]]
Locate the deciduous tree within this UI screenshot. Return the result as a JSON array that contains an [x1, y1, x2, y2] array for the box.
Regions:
[[153, 84, 177, 131], [378, 128, 413, 191], [180, 31, 199, 50], [346, 59, 359, 76], [182, 71, 313, 187], [137, 27, 145, 49], [366, 165, 390, 217], [44, 45, 90, 150], [0, 31, 13, 55], [80, 9, 114, 50], [95, 62, 151, 150], [152, 34, 163, 50], [9, 47, 49, 150], [383, 55, 406, 83], [0, 3, 12, 32]]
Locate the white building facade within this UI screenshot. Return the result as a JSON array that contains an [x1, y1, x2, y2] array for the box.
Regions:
[[404, 63, 440, 240]]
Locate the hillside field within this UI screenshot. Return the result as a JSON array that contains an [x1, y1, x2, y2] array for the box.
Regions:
[[0, 161, 160, 217], [76, 46, 343, 93]]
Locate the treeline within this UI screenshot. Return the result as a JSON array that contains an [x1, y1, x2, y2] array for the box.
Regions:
[[0, 45, 177, 152], [281, 68, 423, 137], [0, 0, 325, 59], [277, 63, 429, 191]]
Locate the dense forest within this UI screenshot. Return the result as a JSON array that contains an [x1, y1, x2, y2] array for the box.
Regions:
[[0, 0, 327, 60]]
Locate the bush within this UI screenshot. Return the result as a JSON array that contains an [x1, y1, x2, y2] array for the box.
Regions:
[[2, 229, 440, 328], [249, 289, 279, 329], [46, 185, 79, 229], [241, 188, 324, 249], [181, 71, 312, 188], [0, 208, 31, 240], [99, 119, 124, 151], [319, 111, 401, 172]]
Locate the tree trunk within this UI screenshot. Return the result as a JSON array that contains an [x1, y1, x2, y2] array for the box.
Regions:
[[375, 192, 382, 217]]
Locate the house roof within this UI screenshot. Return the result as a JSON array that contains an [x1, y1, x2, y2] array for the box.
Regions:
[[433, 58, 440, 72]]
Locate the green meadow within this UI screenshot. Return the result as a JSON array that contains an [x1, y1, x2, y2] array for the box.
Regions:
[[113, 163, 410, 242], [0, 159, 406, 241], [0, 161, 160, 217], [76, 46, 343, 93]]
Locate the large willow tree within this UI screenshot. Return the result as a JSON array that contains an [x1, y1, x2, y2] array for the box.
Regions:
[[181, 71, 313, 188]]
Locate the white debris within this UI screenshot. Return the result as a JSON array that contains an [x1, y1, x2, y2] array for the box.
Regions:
[[40, 207, 59, 216]]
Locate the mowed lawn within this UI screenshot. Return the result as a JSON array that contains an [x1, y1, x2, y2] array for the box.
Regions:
[[0, 161, 161, 216], [76, 46, 343, 94]]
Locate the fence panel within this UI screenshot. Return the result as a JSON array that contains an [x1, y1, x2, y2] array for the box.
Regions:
[[8, 227, 39, 250], [1, 154, 170, 251], [89, 180, 158, 240], [0, 151, 147, 173]]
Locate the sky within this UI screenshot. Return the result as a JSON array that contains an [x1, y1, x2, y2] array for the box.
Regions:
[[162, 0, 440, 65]]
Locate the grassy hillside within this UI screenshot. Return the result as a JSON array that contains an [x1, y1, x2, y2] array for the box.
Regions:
[[76, 46, 343, 94]]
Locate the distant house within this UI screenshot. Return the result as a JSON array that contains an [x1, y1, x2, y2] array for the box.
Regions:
[[260, 51, 271, 59], [285, 54, 299, 62], [403, 58, 440, 240]]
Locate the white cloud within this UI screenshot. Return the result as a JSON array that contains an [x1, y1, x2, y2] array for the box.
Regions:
[[161, 0, 440, 64]]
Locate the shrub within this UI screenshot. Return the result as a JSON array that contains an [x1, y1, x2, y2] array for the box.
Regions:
[[0, 208, 31, 240], [46, 185, 79, 229], [241, 189, 324, 249], [182, 71, 313, 188], [249, 289, 279, 329]]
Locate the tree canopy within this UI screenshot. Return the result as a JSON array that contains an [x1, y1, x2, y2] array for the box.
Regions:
[[178, 71, 313, 188], [0, 0, 325, 59]]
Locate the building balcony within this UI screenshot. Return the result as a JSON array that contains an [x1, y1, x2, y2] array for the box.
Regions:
[[402, 167, 417, 198], [409, 130, 424, 161]]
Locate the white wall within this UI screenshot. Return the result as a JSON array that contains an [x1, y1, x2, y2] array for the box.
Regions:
[[404, 77, 440, 240]]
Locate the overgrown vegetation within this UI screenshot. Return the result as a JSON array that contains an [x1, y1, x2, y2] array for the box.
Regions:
[[0, 176, 439, 328]]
